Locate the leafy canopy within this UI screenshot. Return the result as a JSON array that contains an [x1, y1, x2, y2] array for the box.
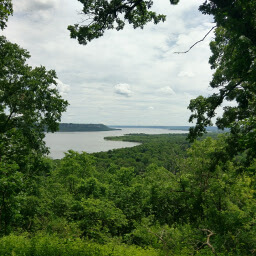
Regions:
[[0, 0, 12, 30], [68, 0, 179, 45], [0, 5, 68, 235], [188, 0, 256, 131], [0, 36, 68, 158], [188, 0, 256, 161]]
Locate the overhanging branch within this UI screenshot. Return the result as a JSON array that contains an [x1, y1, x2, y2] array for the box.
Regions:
[[174, 26, 216, 54]]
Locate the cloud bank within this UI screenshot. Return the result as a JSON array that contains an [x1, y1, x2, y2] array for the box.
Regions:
[[4, 0, 215, 125]]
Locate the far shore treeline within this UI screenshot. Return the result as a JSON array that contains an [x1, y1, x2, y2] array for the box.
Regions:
[[55, 123, 222, 133], [56, 123, 121, 132]]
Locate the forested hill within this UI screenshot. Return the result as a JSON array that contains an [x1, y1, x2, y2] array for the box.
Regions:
[[58, 123, 120, 132]]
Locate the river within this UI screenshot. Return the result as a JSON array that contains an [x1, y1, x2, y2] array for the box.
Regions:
[[44, 127, 188, 159]]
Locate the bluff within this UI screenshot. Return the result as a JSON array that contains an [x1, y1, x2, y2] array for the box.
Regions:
[[58, 123, 119, 132]]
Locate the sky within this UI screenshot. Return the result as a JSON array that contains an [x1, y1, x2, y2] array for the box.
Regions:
[[2, 0, 216, 126]]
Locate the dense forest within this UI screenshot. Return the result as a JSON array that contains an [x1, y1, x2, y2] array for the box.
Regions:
[[1, 133, 256, 255], [1, 0, 256, 255]]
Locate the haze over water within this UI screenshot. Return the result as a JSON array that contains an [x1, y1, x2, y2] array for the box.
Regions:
[[45, 127, 188, 159]]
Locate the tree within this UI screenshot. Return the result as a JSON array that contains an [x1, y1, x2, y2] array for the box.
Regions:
[[0, 36, 68, 161], [71, 198, 127, 240], [0, 9, 68, 235], [188, 1, 256, 161], [0, 3, 68, 162], [178, 136, 256, 254], [0, 159, 21, 235], [68, 0, 179, 45], [0, 0, 12, 30]]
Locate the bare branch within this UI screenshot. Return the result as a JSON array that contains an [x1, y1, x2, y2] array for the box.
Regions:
[[196, 229, 217, 255], [144, 226, 171, 256], [174, 26, 216, 54]]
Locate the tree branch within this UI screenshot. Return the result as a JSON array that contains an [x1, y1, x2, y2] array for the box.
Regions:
[[1, 108, 15, 133], [196, 229, 217, 255], [144, 226, 171, 256], [174, 26, 216, 54]]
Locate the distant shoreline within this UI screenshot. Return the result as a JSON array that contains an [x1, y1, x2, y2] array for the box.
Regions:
[[110, 125, 190, 131], [53, 124, 224, 133], [56, 123, 121, 132], [109, 125, 221, 132]]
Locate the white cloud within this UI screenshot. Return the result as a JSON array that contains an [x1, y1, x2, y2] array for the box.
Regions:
[[13, 0, 61, 22], [159, 86, 175, 95], [114, 83, 133, 97], [3, 0, 214, 125], [178, 71, 195, 77], [14, 0, 59, 12], [55, 79, 70, 96]]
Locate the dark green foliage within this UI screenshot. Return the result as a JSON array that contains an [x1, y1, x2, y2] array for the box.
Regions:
[[96, 134, 188, 173], [0, 132, 255, 255], [71, 198, 127, 240], [0, 35, 68, 236], [67, 0, 178, 45], [188, 1, 256, 147], [0, 0, 12, 30], [0, 36, 68, 157], [0, 159, 21, 235]]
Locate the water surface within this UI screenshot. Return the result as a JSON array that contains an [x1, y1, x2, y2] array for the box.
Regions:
[[45, 128, 187, 159]]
